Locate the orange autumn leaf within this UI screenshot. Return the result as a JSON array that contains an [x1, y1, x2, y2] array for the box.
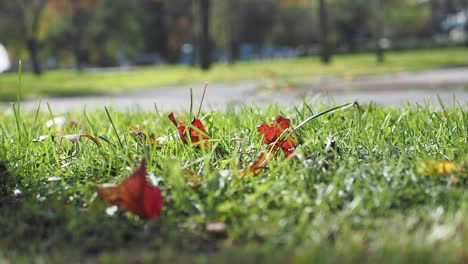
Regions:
[[257, 115, 298, 157], [239, 151, 273, 178], [97, 158, 164, 220], [168, 112, 211, 148]]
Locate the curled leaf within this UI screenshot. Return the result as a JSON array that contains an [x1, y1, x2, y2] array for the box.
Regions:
[[168, 112, 210, 148], [130, 129, 163, 147], [62, 134, 102, 147], [257, 115, 298, 157], [97, 158, 164, 220], [33, 134, 101, 147], [239, 151, 273, 179]]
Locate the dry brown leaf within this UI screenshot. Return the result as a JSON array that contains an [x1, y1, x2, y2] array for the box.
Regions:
[[33, 134, 101, 147], [239, 151, 273, 179]]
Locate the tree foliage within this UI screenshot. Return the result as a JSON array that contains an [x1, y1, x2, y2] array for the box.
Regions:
[[0, 0, 465, 72]]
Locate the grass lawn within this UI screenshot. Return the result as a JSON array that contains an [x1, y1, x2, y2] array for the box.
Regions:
[[0, 100, 466, 263], [2, 48, 468, 101]]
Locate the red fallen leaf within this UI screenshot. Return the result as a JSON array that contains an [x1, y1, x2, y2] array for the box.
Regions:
[[168, 112, 210, 148], [257, 115, 298, 156], [97, 158, 164, 220], [33, 134, 101, 147]]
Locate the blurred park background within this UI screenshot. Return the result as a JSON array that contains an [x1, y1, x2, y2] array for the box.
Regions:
[[1, 0, 468, 103]]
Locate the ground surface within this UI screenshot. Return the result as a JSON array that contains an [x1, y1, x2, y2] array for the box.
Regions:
[[2, 48, 468, 101], [0, 51, 467, 263], [13, 67, 468, 113], [0, 103, 466, 263]]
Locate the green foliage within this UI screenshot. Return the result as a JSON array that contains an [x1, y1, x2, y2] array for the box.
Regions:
[[0, 100, 466, 262], [91, 0, 143, 63], [0, 0, 465, 72], [384, 0, 431, 38]]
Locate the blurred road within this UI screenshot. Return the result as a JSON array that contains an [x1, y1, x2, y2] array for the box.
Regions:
[[13, 67, 468, 113]]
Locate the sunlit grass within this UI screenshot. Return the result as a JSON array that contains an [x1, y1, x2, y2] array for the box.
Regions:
[[0, 100, 466, 263], [1, 48, 468, 101]]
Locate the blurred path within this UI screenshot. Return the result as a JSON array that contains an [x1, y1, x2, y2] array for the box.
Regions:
[[13, 67, 468, 113]]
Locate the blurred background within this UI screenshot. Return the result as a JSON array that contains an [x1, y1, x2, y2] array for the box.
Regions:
[[1, 0, 468, 74]]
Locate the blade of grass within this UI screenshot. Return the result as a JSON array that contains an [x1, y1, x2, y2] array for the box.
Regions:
[[290, 101, 357, 134], [83, 107, 98, 136], [104, 107, 124, 149], [154, 103, 160, 117], [265, 101, 357, 155], [197, 83, 208, 118], [17, 60, 22, 114], [30, 100, 42, 138], [189, 88, 194, 120], [0, 124, 7, 139], [437, 95, 447, 114], [13, 60, 23, 143]]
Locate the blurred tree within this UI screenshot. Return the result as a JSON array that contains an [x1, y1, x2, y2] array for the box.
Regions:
[[165, 0, 193, 63], [91, 0, 142, 66], [226, 0, 240, 63], [237, 0, 277, 48], [0, 0, 47, 74], [48, 0, 142, 68], [319, 0, 331, 63], [272, 3, 317, 48], [48, 0, 98, 70], [374, 0, 384, 63], [384, 0, 431, 39], [334, 0, 369, 52], [139, 0, 168, 59], [210, 0, 239, 63], [199, 0, 212, 70], [431, 0, 444, 34]]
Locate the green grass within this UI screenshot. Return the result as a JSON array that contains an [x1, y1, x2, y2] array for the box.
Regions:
[[0, 100, 466, 263], [2, 48, 468, 101]]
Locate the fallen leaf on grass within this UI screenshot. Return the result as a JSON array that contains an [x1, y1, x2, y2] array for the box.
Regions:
[[33, 134, 101, 147], [183, 168, 206, 188], [130, 128, 164, 147], [420, 161, 464, 177], [257, 115, 298, 157], [97, 158, 164, 220], [168, 112, 211, 148], [239, 151, 273, 178]]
